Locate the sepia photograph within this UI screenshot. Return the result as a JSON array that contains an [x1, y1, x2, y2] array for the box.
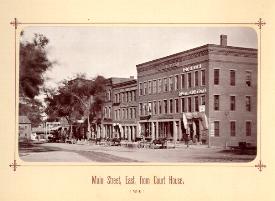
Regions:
[[18, 27, 257, 162]]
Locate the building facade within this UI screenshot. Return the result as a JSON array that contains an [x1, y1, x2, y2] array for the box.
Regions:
[[136, 35, 257, 147], [97, 77, 136, 139], [112, 79, 138, 141]]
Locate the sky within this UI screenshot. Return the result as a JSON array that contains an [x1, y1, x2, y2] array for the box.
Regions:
[[21, 26, 257, 88]]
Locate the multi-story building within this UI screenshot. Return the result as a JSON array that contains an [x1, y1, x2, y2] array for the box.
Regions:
[[136, 35, 257, 147], [112, 78, 138, 141], [98, 77, 135, 139]]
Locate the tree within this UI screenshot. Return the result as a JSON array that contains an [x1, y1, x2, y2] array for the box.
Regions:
[[45, 75, 106, 139], [19, 33, 53, 126], [20, 33, 53, 99]]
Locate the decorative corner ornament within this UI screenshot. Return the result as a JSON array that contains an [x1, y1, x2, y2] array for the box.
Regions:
[[10, 18, 19, 29], [255, 160, 266, 172], [9, 160, 20, 171], [255, 18, 266, 30]]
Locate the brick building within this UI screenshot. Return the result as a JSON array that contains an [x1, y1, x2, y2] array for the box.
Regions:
[[136, 35, 257, 147], [112, 78, 138, 141], [97, 77, 135, 139]]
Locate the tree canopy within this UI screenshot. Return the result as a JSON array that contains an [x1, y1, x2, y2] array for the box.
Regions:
[[45, 75, 106, 125], [20, 33, 53, 99], [19, 33, 53, 126]]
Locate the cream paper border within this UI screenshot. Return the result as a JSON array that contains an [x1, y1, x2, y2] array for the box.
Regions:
[[1, 1, 275, 200]]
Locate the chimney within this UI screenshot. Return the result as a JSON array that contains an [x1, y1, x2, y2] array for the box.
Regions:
[[220, 34, 227, 46]]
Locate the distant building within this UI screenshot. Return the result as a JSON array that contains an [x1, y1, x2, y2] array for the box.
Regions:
[[19, 116, 32, 141]]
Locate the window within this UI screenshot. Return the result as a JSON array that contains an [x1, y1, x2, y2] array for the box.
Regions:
[[139, 83, 143, 95], [132, 91, 136, 101], [158, 101, 162, 114], [152, 80, 157, 94], [125, 92, 128, 102], [201, 70, 206, 86], [230, 70, 236, 86], [139, 103, 143, 116], [153, 101, 157, 115], [246, 96, 251, 111], [125, 108, 128, 119], [175, 99, 179, 113], [214, 121, 220, 136], [246, 121, 252, 136], [164, 100, 168, 114], [175, 75, 179, 90], [246, 71, 252, 86], [214, 69, 220, 85], [201, 95, 205, 105], [118, 109, 120, 120], [181, 98, 185, 112], [169, 77, 173, 91], [230, 96, 236, 111], [128, 91, 132, 102], [144, 82, 147, 95], [214, 95, 219, 110], [148, 102, 152, 115], [187, 73, 192, 88], [158, 79, 162, 93], [188, 97, 192, 112], [144, 102, 148, 115], [195, 96, 199, 112], [181, 74, 185, 89], [164, 78, 168, 92], [148, 81, 152, 94], [230, 121, 236, 136], [195, 71, 199, 86], [169, 99, 173, 113]]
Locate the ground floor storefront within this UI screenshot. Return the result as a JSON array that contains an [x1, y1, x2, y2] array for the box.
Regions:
[[138, 112, 209, 144]]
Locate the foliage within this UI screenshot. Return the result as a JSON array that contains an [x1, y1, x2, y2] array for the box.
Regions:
[[19, 98, 44, 127], [44, 75, 106, 125], [20, 33, 53, 99]]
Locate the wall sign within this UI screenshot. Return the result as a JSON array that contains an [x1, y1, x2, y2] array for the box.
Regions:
[[179, 88, 206, 97], [182, 64, 202, 72]]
